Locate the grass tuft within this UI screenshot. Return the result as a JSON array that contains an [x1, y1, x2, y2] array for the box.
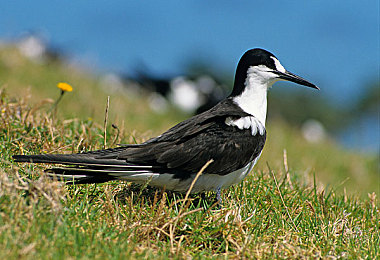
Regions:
[[0, 45, 379, 258], [1, 89, 379, 258]]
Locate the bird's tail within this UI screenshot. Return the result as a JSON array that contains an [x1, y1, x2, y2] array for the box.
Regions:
[[13, 147, 155, 184]]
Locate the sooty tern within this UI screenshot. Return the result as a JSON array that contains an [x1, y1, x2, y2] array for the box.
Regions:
[[13, 48, 318, 200]]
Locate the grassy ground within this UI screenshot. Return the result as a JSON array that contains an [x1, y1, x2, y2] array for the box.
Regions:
[[0, 45, 379, 258]]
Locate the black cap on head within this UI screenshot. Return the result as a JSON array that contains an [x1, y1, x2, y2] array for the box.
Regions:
[[230, 48, 319, 97], [238, 48, 278, 71], [231, 48, 277, 96]]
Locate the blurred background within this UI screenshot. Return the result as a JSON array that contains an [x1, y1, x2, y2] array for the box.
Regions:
[[0, 1, 379, 195]]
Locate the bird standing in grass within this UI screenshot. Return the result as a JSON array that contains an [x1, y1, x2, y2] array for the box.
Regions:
[[13, 48, 318, 200]]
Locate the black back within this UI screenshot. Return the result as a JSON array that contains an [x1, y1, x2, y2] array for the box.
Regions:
[[116, 99, 266, 179]]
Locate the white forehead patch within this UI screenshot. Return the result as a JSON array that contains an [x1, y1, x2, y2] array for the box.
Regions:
[[271, 57, 286, 73]]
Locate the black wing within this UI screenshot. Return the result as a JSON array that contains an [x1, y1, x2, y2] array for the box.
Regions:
[[13, 99, 266, 181], [117, 99, 266, 179]]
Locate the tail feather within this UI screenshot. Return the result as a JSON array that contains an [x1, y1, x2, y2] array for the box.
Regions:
[[48, 172, 116, 184], [12, 146, 156, 167], [46, 167, 156, 184], [12, 147, 157, 185], [13, 154, 119, 166]]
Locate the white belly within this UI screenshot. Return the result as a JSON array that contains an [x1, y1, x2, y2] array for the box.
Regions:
[[132, 154, 261, 193]]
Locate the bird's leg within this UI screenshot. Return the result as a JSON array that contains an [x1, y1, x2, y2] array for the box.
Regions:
[[216, 187, 222, 203]]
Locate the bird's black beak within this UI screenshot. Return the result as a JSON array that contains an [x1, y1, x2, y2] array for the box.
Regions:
[[273, 70, 319, 90]]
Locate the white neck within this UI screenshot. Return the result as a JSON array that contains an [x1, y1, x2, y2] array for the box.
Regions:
[[232, 66, 278, 126]]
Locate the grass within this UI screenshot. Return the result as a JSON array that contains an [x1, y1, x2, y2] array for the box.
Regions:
[[0, 45, 379, 258], [0, 45, 186, 134]]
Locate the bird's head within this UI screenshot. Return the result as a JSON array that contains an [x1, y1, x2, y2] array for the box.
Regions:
[[230, 48, 319, 97]]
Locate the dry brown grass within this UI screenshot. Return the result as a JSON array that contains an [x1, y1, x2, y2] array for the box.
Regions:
[[0, 48, 379, 258]]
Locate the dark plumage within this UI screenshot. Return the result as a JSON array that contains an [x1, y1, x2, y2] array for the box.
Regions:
[[13, 99, 266, 184], [13, 48, 318, 195]]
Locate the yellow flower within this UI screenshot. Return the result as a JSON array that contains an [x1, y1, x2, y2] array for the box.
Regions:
[[57, 82, 73, 92]]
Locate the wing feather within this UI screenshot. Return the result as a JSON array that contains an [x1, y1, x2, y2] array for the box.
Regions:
[[13, 99, 266, 183]]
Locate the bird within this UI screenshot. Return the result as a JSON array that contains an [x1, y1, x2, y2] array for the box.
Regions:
[[13, 48, 319, 201]]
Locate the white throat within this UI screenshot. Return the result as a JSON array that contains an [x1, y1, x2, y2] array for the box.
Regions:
[[232, 66, 279, 126]]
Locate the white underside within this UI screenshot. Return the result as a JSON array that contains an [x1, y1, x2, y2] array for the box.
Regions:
[[109, 153, 261, 193]]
